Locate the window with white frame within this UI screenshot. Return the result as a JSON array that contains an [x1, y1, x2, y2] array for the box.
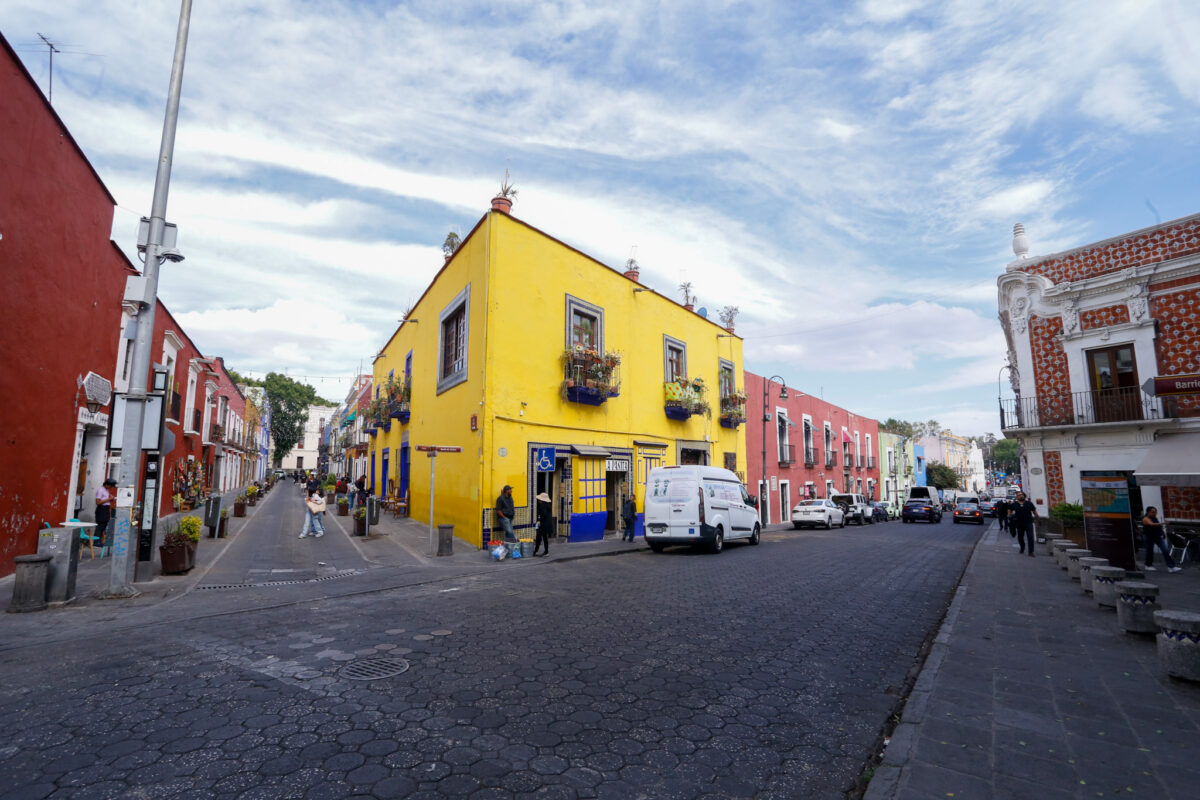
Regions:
[[566, 295, 604, 351], [184, 368, 199, 431], [663, 335, 687, 382], [437, 285, 471, 393], [777, 408, 790, 462]]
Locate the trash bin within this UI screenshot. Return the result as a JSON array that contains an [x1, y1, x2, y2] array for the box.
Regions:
[[203, 496, 223, 538], [437, 524, 454, 556], [37, 526, 83, 605], [7, 554, 52, 613], [367, 496, 381, 526]]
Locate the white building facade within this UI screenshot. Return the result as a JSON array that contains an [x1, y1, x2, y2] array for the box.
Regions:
[[997, 215, 1200, 524]]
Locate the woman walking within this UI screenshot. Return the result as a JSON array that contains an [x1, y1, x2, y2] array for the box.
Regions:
[[533, 492, 553, 557], [1142, 506, 1180, 572]]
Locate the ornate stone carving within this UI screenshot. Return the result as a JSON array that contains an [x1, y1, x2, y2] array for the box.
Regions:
[[1062, 298, 1079, 334], [1129, 281, 1149, 321], [1011, 296, 1028, 334], [1006, 350, 1020, 395]]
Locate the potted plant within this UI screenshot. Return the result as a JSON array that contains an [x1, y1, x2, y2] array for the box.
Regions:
[[338, 496, 350, 516], [719, 305, 739, 333], [353, 506, 367, 536], [679, 281, 695, 311], [172, 492, 183, 512], [1049, 501, 1085, 546], [216, 508, 229, 538], [443, 231, 462, 263], [161, 516, 201, 574], [233, 493, 247, 517], [492, 167, 517, 213], [246, 485, 259, 506]]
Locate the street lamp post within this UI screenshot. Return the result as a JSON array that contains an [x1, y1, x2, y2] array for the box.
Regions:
[[760, 375, 789, 524]]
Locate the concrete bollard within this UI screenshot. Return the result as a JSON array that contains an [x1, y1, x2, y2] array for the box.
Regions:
[[1079, 557, 1109, 594], [1153, 610, 1200, 682], [1092, 566, 1126, 609], [1051, 539, 1075, 569], [1065, 548, 1092, 581], [1116, 581, 1160, 634], [6, 554, 52, 613], [1042, 532, 1064, 555]]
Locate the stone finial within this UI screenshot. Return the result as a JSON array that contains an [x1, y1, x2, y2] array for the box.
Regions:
[[1012, 223, 1030, 259]]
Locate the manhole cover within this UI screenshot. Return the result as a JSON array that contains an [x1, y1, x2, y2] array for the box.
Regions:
[[338, 657, 410, 681]]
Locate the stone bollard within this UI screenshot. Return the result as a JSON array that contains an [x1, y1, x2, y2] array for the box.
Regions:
[[1092, 566, 1126, 609], [1042, 533, 1064, 555], [7, 554, 52, 613], [1051, 540, 1075, 569], [1154, 610, 1200, 682], [1116, 581, 1160, 634], [1065, 549, 1092, 581], [1078, 557, 1109, 594]]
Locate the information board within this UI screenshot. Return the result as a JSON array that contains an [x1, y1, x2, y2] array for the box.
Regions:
[[1081, 471, 1137, 570]]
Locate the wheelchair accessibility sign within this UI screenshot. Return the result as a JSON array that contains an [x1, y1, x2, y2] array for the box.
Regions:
[[535, 447, 556, 472]]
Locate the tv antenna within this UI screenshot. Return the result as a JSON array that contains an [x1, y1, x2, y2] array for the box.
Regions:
[[36, 33, 61, 103]]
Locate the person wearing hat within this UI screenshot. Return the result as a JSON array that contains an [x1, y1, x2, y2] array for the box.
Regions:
[[533, 491, 554, 556], [95, 478, 118, 548], [495, 485, 516, 542]]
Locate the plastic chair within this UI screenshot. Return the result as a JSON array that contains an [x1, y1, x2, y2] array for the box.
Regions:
[[69, 518, 99, 560], [1168, 529, 1194, 567]]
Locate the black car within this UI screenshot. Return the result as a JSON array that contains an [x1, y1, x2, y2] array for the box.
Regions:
[[868, 501, 890, 523], [902, 499, 942, 523], [953, 502, 986, 525]]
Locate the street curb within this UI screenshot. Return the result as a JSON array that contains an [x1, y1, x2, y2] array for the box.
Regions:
[[862, 524, 989, 800]]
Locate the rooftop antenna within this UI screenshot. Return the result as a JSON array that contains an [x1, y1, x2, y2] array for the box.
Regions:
[[36, 33, 60, 103]]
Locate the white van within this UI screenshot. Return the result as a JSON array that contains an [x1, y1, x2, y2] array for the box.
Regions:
[[905, 486, 940, 505], [956, 492, 980, 507], [643, 465, 761, 553]]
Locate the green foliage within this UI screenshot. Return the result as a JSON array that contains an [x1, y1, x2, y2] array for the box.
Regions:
[[442, 231, 461, 257], [354, 507, 367, 520], [176, 515, 203, 542], [1049, 502, 1084, 525], [880, 418, 914, 437], [992, 438, 1019, 472], [245, 485, 259, 497], [227, 369, 263, 388], [264, 372, 321, 463], [925, 461, 960, 490]]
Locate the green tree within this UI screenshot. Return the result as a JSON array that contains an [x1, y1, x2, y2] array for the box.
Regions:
[[992, 438, 1019, 474], [264, 372, 320, 465], [926, 461, 960, 490], [226, 368, 263, 388], [880, 418, 914, 437]]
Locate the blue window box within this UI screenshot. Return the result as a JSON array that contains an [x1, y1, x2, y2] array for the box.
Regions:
[[719, 416, 743, 429], [664, 405, 692, 421], [566, 385, 609, 406]]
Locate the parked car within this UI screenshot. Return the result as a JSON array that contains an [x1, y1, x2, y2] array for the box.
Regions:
[[979, 498, 996, 516], [791, 499, 846, 530], [643, 465, 761, 554], [902, 499, 942, 523], [953, 502, 986, 525], [867, 501, 890, 523], [831, 492, 872, 525]]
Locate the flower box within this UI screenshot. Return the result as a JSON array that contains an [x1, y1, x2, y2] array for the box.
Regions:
[[567, 385, 608, 406], [664, 405, 692, 421], [719, 415, 743, 428]]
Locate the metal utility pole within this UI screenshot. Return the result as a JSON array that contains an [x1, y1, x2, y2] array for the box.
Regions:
[[105, 0, 193, 597]]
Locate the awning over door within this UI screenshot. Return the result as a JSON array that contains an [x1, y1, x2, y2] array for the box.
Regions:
[[570, 445, 611, 458], [1134, 432, 1200, 487]]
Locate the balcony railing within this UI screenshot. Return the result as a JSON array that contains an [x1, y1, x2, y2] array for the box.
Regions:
[[778, 444, 796, 466], [999, 387, 1176, 430], [803, 446, 817, 467], [824, 450, 837, 468]]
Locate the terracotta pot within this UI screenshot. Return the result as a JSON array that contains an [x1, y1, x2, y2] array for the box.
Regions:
[[491, 196, 512, 213]]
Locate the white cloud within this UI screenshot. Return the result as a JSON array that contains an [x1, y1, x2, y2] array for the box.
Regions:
[[1080, 64, 1169, 133]]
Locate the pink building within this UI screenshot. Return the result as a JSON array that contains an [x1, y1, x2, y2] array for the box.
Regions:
[[745, 371, 881, 525]]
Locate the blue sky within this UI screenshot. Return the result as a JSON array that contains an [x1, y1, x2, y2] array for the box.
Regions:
[[4, 0, 1198, 434]]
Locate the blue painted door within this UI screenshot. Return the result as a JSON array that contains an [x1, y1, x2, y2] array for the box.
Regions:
[[400, 446, 409, 501], [381, 449, 390, 498]]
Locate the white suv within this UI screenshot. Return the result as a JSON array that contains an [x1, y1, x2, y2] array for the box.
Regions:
[[831, 492, 872, 525]]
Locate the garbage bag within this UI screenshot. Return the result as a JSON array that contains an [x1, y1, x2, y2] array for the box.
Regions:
[[492, 545, 507, 561]]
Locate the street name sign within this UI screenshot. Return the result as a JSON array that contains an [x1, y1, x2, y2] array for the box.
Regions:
[[416, 445, 463, 452], [1142, 374, 1200, 397]]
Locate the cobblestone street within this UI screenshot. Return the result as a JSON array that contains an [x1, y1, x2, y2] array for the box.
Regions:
[[0, 517, 977, 799]]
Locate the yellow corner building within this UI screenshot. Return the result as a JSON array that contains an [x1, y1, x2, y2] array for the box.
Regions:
[[368, 202, 746, 548]]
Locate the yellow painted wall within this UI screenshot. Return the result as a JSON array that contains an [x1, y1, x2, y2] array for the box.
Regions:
[[369, 217, 491, 545], [483, 213, 746, 520]]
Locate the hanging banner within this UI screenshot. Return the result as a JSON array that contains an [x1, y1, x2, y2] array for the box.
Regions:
[[1080, 472, 1137, 570]]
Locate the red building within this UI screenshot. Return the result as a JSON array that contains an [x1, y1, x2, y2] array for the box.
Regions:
[[744, 371, 881, 525], [0, 33, 136, 575]]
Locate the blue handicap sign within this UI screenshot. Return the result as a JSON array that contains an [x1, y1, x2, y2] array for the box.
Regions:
[[535, 447, 556, 472]]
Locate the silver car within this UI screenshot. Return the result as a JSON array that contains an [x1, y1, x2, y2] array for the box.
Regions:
[[791, 499, 846, 530]]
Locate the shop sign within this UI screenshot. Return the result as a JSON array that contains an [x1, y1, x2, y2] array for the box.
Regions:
[[1143, 374, 1200, 397], [605, 458, 630, 472]]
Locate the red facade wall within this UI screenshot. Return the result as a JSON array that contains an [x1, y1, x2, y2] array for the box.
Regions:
[[1029, 315, 1072, 425], [1079, 304, 1130, 330], [0, 36, 134, 574], [744, 371, 881, 520], [1022, 216, 1200, 285], [1150, 286, 1200, 418], [1164, 487, 1200, 521]]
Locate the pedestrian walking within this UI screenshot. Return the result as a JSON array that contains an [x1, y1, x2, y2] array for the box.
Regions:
[[1142, 506, 1181, 572], [621, 494, 637, 542], [353, 475, 367, 511], [94, 478, 117, 548], [1009, 492, 1037, 557], [495, 485, 516, 542], [533, 492, 553, 556], [305, 488, 327, 538], [995, 498, 1010, 533]]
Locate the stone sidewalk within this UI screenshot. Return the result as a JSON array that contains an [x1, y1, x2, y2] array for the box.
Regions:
[[867, 523, 1200, 800]]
